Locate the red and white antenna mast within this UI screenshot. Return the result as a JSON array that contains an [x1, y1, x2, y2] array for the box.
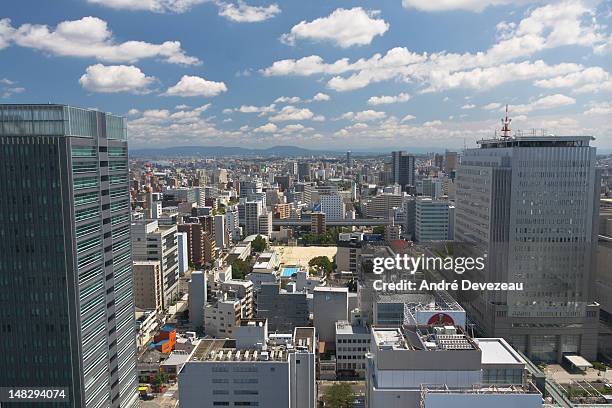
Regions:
[[500, 104, 511, 138]]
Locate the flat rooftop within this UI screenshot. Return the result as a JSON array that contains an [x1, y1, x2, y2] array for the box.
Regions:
[[335, 321, 369, 336], [476, 135, 594, 149], [475, 338, 525, 366], [373, 326, 479, 352]]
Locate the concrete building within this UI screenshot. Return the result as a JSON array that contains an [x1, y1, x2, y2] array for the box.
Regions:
[[204, 296, 242, 338], [189, 271, 207, 329], [314, 287, 349, 346], [176, 231, 189, 275], [320, 194, 345, 220], [132, 219, 180, 309], [0, 105, 138, 407], [364, 194, 403, 218], [415, 198, 451, 242], [133, 261, 164, 311], [335, 320, 370, 378], [257, 282, 310, 332], [179, 325, 316, 408], [455, 135, 600, 362], [258, 211, 273, 239], [244, 200, 263, 236], [214, 214, 228, 249], [366, 326, 542, 408], [311, 212, 326, 235]]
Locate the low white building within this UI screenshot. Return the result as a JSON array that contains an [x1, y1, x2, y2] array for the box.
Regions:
[[335, 320, 370, 379], [179, 324, 316, 408], [366, 326, 542, 408]]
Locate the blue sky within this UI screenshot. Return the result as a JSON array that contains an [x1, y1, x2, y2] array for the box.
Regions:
[[1, 0, 611, 150]]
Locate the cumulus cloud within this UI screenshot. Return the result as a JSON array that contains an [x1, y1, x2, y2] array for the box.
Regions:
[[163, 75, 227, 97], [584, 101, 612, 116], [79, 64, 156, 93], [234, 104, 276, 114], [401, 114, 416, 122], [461, 104, 476, 109], [280, 7, 389, 48], [0, 77, 24, 98], [269, 106, 315, 122], [367, 93, 410, 105], [401, 0, 537, 12], [341, 110, 386, 121], [533, 66, 612, 93], [253, 122, 278, 133], [274, 96, 301, 104], [218, 1, 281, 22], [482, 102, 502, 110], [312, 92, 330, 101], [0, 17, 200, 65], [87, 0, 206, 13], [507, 94, 576, 114], [263, 1, 608, 93]]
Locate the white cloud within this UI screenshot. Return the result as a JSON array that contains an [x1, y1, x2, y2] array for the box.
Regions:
[[79, 64, 156, 93], [253, 123, 278, 133], [401, 114, 416, 122], [341, 110, 386, 122], [218, 1, 281, 22], [482, 102, 502, 110], [401, 0, 536, 12], [274, 96, 301, 104], [2, 17, 199, 65], [127, 108, 140, 116], [280, 124, 314, 134], [461, 104, 476, 109], [423, 120, 443, 127], [312, 115, 326, 122], [263, 2, 608, 93], [367, 92, 410, 105], [0, 19, 14, 50], [235, 104, 276, 114], [163, 75, 227, 97], [87, 0, 206, 13], [507, 94, 576, 114], [533, 67, 612, 93], [280, 7, 389, 48], [312, 92, 330, 101], [269, 106, 315, 122], [584, 101, 612, 116]]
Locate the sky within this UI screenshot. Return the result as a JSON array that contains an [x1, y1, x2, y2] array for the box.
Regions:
[[0, 0, 611, 151]]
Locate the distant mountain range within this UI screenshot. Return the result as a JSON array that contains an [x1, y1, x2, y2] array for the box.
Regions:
[[128, 145, 448, 158]]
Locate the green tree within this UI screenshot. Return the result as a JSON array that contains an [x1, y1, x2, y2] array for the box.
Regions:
[[323, 383, 353, 408], [309, 256, 333, 276], [252, 235, 268, 252], [372, 225, 385, 235], [232, 259, 252, 280]]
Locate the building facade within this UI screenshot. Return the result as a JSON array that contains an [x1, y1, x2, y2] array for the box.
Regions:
[[0, 105, 138, 408]]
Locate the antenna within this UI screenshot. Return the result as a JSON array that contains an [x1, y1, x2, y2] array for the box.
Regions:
[[500, 104, 511, 138]]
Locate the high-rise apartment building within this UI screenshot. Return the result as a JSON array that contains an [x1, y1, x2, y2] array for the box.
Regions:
[[455, 135, 600, 362], [132, 219, 179, 309], [320, 194, 345, 220], [0, 105, 138, 407], [391, 151, 415, 191]]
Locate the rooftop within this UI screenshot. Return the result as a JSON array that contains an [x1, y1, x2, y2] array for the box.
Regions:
[[476, 135, 594, 149], [475, 338, 525, 366]]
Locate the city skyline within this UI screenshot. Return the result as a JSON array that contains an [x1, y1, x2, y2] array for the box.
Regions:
[[1, 0, 611, 150]]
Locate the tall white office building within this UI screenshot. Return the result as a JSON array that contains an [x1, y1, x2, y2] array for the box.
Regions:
[[455, 135, 600, 362]]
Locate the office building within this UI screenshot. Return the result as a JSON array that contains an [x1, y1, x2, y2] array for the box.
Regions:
[[176, 231, 189, 274], [320, 194, 345, 220], [335, 321, 370, 379], [189, 271, 207, 329], [366, 326, 542, 408], [0, 105, 138, 407], [256, 282, 310, 332], [391, 151, 415, 191], [346, 151, 353, 168], [243, 200, 263, 236], [214, 214, 228, 249], [364, 194, 403, 219], [415, 198, 451, 242], [455, 135, 600, 361], [313, 287, 348, 346], [132, 219, 180, 309], [179, 325, 316, 408]]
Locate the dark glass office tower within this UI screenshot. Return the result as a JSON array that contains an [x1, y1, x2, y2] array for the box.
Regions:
[[391, 151, 415, 191], [0, 105, 138, 408]]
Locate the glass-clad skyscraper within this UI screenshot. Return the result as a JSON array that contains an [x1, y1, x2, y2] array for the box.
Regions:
[[0, 105, 138, 407]]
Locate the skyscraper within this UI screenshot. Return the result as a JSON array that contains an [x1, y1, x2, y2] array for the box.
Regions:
[[391, 151, 415, 191], [455, 135, 600, 362], [346, 150, 353, 168], [0, 105, 138, 407]]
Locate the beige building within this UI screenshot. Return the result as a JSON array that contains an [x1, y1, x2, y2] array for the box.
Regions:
[[133, 261, 163, 311]]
